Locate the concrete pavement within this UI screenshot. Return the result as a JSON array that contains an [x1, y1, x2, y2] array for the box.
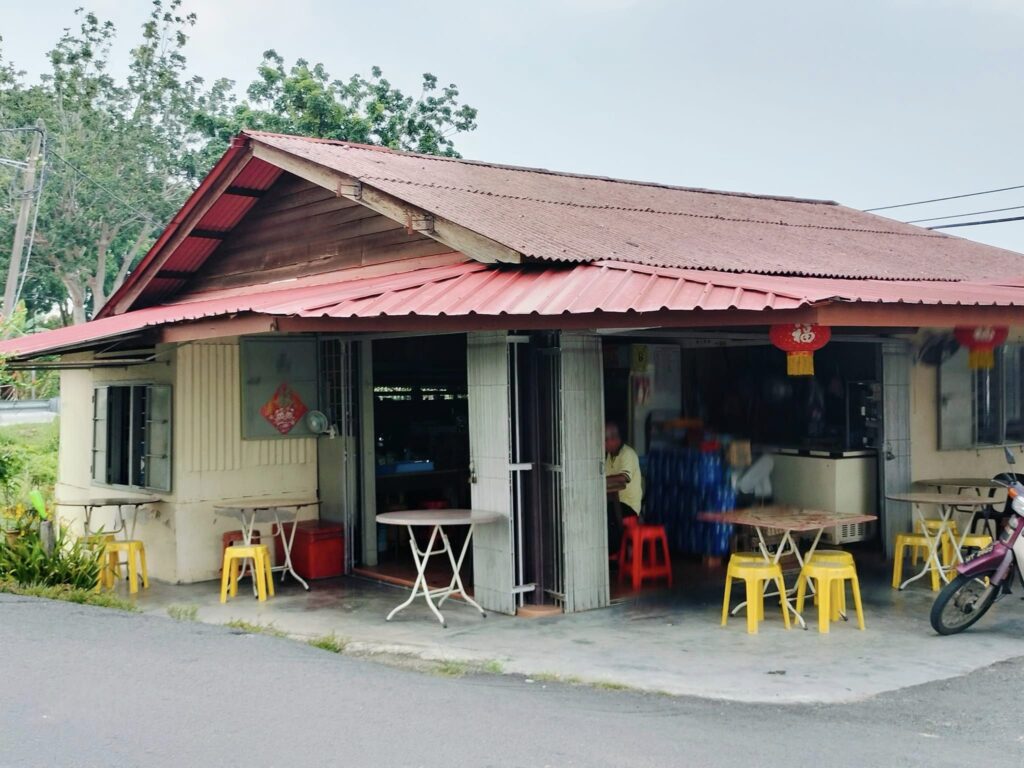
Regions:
[[2, 594, 1023, 767], [130, 559, 1024, 704]]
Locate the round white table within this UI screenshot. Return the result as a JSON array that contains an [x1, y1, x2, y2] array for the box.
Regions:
[[57, 496, 161, 540], [887, 492, 994, 589], [376, 509, 504, 627], [214, 499, 320, 592]]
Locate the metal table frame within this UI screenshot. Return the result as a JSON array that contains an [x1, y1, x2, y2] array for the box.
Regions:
[[375, 509, 503, 628], [58, 497, 161, 541], [887, 493, 995, 590], [214, 500, 320, 593], [699, 506, 878, 630]]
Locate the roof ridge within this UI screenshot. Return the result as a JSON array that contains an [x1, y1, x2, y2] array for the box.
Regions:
[[243, 130, 837, 206], [357, 174, 943, 239]]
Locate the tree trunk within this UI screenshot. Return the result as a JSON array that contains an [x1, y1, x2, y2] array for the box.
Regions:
[[111, 224, 153, 297], [55, 250, 88, 326], [87, 222, 118, 320]]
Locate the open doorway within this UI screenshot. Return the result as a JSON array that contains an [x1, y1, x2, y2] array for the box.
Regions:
[[352, 334, 472, 588]]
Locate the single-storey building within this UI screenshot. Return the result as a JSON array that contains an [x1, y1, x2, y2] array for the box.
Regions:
[[4, 130, 1023, 615]]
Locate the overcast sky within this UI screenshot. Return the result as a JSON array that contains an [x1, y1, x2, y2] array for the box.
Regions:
[[5, 0, 1024, 253]]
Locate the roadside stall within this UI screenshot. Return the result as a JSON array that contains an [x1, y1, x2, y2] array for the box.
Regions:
[[601, 330, 883, 590]]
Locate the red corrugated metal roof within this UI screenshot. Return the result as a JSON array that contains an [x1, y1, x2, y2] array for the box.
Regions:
[[102, 131, 1024, 321], [5, 261, 1024, 360], [97, 152, 282, 318], [243, 131, 1024, 282]]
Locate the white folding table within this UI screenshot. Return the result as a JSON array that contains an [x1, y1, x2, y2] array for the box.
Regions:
[[375, 509, 503, 627], [886, 492, 995, 589], [214, 499, 320, 592], [57, 496, 161, 540]]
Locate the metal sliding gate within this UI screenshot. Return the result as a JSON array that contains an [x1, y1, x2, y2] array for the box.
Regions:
[[318, 337, 359, 572]]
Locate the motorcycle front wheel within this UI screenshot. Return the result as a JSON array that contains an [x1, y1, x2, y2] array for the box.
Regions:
[[930, 573, 998, 635]]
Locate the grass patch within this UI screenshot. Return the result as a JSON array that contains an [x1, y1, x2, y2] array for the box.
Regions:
[[530, 671, 583, 685], [307, 632, 348, 653], [482, 659, 504, 675], [224, 618, 287, 638], [167, 604, 198, 622], [0, 579, 138, 612], [435, 660, 470, 677], [594, 680, 631, 691]]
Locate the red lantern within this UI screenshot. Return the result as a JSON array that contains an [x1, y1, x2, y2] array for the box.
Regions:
[[770, 323, 831, 376], [954, 326, 1008, 370]]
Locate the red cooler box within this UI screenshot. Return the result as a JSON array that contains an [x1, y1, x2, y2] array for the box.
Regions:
[[274, 521, 345, 580]]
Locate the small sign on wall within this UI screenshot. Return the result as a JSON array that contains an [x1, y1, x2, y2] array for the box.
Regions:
[[240, 337, 319, 439]]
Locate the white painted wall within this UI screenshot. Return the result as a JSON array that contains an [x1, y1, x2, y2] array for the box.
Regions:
[[56, 348, 179, 580], [56, 337, 319, 584]]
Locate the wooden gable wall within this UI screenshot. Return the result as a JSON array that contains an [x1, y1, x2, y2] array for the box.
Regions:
[[180, 173, 455, 296]]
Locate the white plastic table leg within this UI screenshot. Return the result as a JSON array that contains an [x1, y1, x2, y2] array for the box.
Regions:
[[900, 506, 948, 589], [271, 509, 309, 591], [436, 524, 486, 617], [387, 524, 447, 626]]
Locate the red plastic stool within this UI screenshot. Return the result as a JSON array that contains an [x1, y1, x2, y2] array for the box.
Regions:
[[618, 519, 673, 590]]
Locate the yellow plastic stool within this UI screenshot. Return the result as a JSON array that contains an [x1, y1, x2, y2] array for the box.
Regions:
[[220, 544, 274, 603], [721, 557, 791, 634], [795, 561, 865, 633], [806, 550, 854, 620], [104, 540, 149, 594], [727, 553, 771, 620], [892, 532, 941, 591], [88, 535, 117, 591]]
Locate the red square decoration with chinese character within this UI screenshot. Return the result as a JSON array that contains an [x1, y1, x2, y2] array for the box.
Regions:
[[259, 382, 308, 434]]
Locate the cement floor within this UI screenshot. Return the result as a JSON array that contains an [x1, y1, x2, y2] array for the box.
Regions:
[[130, 557, 1024, 704]]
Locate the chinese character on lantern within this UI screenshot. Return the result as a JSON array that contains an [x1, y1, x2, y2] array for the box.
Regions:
[[770, 323, 831, 376], [954, 326, 1009, 370]]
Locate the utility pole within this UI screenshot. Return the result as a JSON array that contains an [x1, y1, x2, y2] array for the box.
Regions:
[[3, 121, 44, 319]]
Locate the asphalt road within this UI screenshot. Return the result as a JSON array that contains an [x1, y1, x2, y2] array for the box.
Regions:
[[1, 594, 1022, 768]]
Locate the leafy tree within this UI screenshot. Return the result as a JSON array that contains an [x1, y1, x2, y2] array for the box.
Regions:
[[1, 2, 201, 323], [0, 3, 479, 326], [193, 52, 478, 166]]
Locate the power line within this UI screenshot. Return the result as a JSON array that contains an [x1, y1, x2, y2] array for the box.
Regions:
[[928, 215, 1024, 230], [905, 204, 1024, 224], [46, 148, 155, 222], [865, 184, 1024, 212]]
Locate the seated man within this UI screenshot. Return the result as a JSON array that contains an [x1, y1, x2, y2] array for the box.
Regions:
[[605, 421, 643, 554]]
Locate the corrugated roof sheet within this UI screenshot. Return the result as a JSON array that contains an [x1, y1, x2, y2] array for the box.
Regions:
[[246, 131, 1024, 281], [6, 261, 1024, 360]]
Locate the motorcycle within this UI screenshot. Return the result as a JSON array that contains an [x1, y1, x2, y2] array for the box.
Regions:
[[930, 447, 1024, 635]]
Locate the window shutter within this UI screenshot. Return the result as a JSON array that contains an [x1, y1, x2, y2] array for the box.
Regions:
[[92, 387, 109, 484], [938, 347, 974, 449], [144, 384, 172, 492]]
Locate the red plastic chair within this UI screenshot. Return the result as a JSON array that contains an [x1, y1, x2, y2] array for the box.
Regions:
[[618, 518, 673, 590]]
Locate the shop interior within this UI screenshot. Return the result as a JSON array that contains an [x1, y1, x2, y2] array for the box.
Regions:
[[351, 334, 473, 587], [602, 332, 883, 594]]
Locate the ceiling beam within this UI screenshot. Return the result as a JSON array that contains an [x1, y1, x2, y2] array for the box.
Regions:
[[250, 141, 522, 265], [189, 228, 229, 240], [225, 185, 265, 197]]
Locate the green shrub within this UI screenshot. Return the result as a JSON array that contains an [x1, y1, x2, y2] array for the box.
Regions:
[[0, 516, 101, 590], [0, 422, 59, 509]]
